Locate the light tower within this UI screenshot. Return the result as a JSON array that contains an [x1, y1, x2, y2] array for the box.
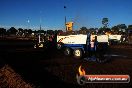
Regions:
[[39, 11, 42, 43], [39, 11, 44, 43], [64, 6, 67, 31], [64, 6, 73, 32], [27, 17, 30, 30]]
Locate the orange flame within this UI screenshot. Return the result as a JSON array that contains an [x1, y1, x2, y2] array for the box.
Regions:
[[78, 65, 86, 76]]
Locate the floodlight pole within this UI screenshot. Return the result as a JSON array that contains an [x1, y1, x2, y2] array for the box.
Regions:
[[64, 6, 67, 31], [27, 17, 30, 30], [39, 11, 42, 43]]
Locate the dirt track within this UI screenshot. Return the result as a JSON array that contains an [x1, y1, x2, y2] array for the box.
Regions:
[[0, 43, 132, 88], [39, 45, 132, 88]]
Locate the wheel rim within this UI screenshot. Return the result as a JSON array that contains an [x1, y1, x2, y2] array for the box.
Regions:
[[66, 49, 70, 55], [57, 44, 61, 49], [75, 50, 81, 56]]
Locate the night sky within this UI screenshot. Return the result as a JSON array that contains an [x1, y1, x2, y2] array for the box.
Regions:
[[0, 0, 132, 30]]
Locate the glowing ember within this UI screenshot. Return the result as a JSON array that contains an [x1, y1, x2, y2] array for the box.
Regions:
[[78, 65, 86, 76]]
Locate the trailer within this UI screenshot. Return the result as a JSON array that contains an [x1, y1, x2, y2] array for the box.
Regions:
[[108, 35, 122, 45], [57, 33, 109, 62], [128, 30, 132, 44]]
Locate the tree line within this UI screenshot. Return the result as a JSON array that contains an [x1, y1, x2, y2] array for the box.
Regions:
[[0, 18, 132, 36], [80, 18, 132, 35], [0, 27, 63, 37]]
